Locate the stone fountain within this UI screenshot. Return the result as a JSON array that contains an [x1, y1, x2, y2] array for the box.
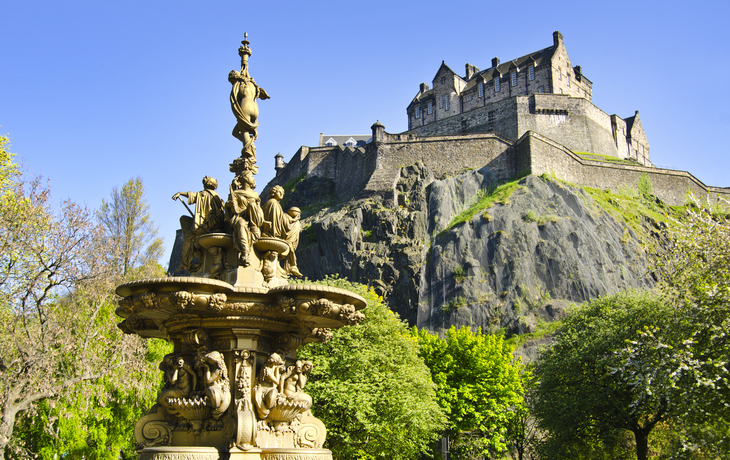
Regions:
[[115, 35, 365, 460]]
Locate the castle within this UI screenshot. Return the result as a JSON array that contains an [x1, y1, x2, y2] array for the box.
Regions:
[[266, 32, 727, 206]]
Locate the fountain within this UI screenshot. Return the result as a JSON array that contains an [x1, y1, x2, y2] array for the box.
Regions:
[[115, 35, 365, 460]]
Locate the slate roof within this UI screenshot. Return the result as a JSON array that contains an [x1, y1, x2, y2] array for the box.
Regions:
[[409, 37, 579, 106], [462, 46, 556, 92]]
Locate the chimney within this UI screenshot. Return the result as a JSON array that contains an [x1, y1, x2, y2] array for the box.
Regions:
[[491, 57, 500, 68], [465, 63, 479, 79], [419, 82, 429, 93], [553, 31, 564, 47]]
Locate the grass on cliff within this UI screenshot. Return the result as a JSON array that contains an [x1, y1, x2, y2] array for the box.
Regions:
[[574, 151, 641, 166], [583, 185, 669, 246], [438, 178, 524, 237]]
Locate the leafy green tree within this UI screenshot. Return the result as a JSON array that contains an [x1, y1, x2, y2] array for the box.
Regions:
[[414, 326, 524, 459], [97, 177, 164, 276], [15, 338, 170, 460], [613, 200, 730, 457], [296, 276, 446, 460], [531, 290, 678, 460], [0, 138, 170, 459]]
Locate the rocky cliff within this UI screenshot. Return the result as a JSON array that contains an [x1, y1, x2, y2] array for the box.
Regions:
[[292, 162, 656, 335]]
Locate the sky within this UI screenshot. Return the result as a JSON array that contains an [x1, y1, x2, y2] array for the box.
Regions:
[[2, 0, 728, 265]]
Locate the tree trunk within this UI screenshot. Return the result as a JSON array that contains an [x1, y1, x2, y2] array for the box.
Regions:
[[634, 429, 650, 460]]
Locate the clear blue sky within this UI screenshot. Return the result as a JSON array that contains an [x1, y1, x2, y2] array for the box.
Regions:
[[2, 0, 728, 264]]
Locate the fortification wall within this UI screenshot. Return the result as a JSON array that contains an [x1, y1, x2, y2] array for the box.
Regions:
[[264, 145, 376, 198], [519, 95, 619, 158], [265, 127, 727, 212], [407, 94, 632, 161], [374, 133, 517, 181], [523, 132, 730, 206]]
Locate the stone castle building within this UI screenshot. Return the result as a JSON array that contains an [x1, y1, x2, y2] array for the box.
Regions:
[[407, 31, 650, 166], [265, 33, 727, 206]]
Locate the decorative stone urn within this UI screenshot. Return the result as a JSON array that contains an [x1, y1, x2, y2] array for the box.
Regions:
[[116, 35, 365, 460]]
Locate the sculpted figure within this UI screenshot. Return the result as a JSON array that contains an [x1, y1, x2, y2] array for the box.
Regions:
[[196, 351, 231, 420], [280, 360, 313, 408], [261, 185, 302, 277], [253, 353, 285, 421], [172, 176, 225, 272], [229, 42, 269, 163], [227, 170, 263, 267], [157, 354, 197, 416]]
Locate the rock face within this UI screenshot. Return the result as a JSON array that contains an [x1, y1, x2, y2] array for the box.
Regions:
[[295, 163, 654, 334]]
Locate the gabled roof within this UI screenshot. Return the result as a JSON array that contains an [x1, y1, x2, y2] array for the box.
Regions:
[[407, 88, 436, 109], [462, 45, 557, 92], [432, 60, 462, 84]]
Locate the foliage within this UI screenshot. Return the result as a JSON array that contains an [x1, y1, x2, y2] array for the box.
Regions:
[[439, 178, 524, 236], [0, 141, 170, 459], [0, 133, 19, 200], [574, 151, 639, 166], [453, 265, 467, 283], [583, 183, 669, 248], [414, 326, 524, 458], [0, 174, 152, 458], [97, 177, 164, 275], [637, 173, 654, 205], [531, 290, 684, 460], [14, 337, 170, 460], [616, 198, 730, 457], [296, 276, 446, 460]]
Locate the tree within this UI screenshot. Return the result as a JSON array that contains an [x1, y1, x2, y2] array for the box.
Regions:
[[296, 276, 446, 460], [613, 200, 730, 457], [14, 338, 170, 460], [531, 290, 678, 460], [0, 137, 168, 458], [97, 177, 164, 276], [0, 176, 154, 458], [414, 326, 524, 459]]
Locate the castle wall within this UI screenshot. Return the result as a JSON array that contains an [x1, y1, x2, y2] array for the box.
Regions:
[[264, 145, 375, 198], [408, 94, 626, 161], [374, 133, 518, 182], [523, 132, 729, 206]]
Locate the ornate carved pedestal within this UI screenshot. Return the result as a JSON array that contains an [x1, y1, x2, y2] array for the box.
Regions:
[[117, 275, 365, 460]]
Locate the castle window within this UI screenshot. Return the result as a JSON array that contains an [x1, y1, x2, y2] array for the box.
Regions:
[[439, 96, 443, 108], [558, 68, 562, 80], [415, 106, 421, 118], [478, 82, 484, 97], [428, 102, 433, 114], [470, 95, 473, 101], [326, 138, 337, 146], [511, 71, 517, 87], [494, 77, 501, 92], [538, 86, 545, 93], [345, 137, 357, 147], [529, 65, 535, 80], [445, 97, 450, 111], [441, 77, 445, 84], [567, 75, 570, 87], [488, 111, 495, 123], [560, 88, 563, 94]]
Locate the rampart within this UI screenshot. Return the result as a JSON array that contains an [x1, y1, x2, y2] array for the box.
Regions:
[[265, 123, 729, 208]]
